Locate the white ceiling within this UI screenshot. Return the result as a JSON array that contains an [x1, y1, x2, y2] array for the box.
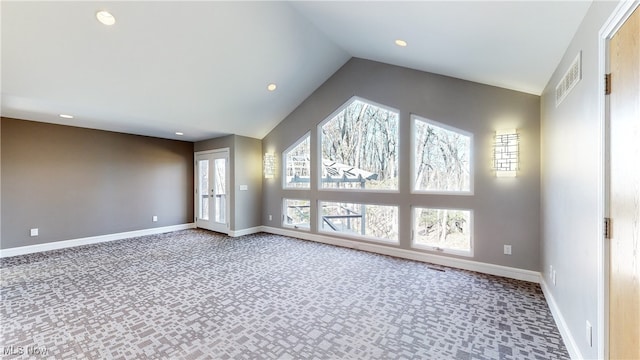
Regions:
[[1, 1, 592, 141]]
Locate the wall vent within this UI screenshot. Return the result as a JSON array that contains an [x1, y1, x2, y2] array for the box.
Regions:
[[555, 51, 582, 107]]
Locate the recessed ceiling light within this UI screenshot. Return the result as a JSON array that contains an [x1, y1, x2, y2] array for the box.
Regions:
[[59, 114, 74, 119], [175, 132, 184, 136], [395, 39, 408, 47], [267, 83, 277, 91], [96, 10, 116, 26]]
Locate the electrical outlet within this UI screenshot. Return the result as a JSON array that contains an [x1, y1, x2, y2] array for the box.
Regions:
[[152, 216, 158, 222], [503, 245, 512, 255], [268, 214, 272, 221], [586, 320, 593, 347], [552, 270, 557, 285], [30, 228, 39, 237]]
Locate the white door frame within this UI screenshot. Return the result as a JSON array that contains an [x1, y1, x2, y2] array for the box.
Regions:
[[194, 148, 231, 235], [597, 1, 639, 358]]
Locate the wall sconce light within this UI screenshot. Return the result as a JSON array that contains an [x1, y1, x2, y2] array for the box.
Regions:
[[263, 153, 276, 179], [494, 129, 519, 177]]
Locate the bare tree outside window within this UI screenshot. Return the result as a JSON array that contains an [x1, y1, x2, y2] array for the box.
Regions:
[[414, 116, 472, 193], [284, 134, 310, 189], [198, 160, 209, 220], [320, 202, 398, 242], [320, 98, 399, 190], [279, 99, 474, 248], [414, 208, 472, 253]]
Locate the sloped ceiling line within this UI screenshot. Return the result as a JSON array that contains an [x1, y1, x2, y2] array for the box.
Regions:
[[1, 1, 592, 141]]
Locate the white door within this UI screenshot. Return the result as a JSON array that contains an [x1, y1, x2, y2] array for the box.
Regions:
[[195, 149, 229, 234]]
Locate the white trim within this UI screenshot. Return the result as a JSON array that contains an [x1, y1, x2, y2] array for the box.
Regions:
[[0, 223, 196, 258], [228, 226, 262, 237], [540, 278, 583, 360], [194, 148, 231, 156], [597, 2, 639, 359], [597, 17, 609, 360], [261, 226, 540, 283]]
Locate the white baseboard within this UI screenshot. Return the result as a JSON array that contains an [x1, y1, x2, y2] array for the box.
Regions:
[[228, 226, 262, 237], [540, 278, 582, 360], [260, 226, 541, 283], [0, 223, 196, 258], [2, 223, 542, 283]]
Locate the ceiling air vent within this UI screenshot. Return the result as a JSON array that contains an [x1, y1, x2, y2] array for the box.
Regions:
[[556, 51, 582, 107]]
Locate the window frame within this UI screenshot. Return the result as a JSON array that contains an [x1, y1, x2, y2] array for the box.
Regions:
[[411, 114, 474, 195], [282, 198, 311, 230], [318, 200, 399, 244], [317, 96, 400, 193], [282, 132, 311, 190], [411, 206, 474, 257]]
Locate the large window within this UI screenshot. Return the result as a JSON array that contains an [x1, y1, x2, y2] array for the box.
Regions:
[[283, 199, 310, 229], [284, 133, 310, 189], [413, 116, 472, 193], [413, 207, 472, 255], [320, 97, 399, 191], [279, 98, 478, 255], [319, 201, 398, 242]]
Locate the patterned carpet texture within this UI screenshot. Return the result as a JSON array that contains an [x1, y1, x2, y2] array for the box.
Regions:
[[0, 230, 568, 359]]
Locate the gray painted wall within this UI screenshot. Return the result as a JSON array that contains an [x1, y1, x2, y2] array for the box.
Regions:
[[195, 135, 262, 232], [262, 58, 541, 271], [540, 2, 618, 359], [233, 135, 263, 231], [0, 118, 2, 245], [1, 118, 194, 249]]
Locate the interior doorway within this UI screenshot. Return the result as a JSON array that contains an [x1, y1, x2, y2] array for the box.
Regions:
[[195, 149, 230, 234]]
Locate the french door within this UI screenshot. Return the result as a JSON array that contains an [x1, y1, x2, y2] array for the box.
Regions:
[[195, 149, 229, 234]]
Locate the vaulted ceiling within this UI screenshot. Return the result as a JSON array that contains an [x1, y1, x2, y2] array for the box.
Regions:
[[1, 1, 592, 141]]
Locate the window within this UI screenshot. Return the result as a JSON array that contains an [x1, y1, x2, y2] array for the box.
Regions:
[[197, 159, 209, 220], [319, 201, 398, 242], [320, 97, 399, 191], [283, 199, 310, 229], [284, 133, 311, 189], [213, 158, 226, 224], [413, 207, 472, 255], [413, 116, 472, 193]]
